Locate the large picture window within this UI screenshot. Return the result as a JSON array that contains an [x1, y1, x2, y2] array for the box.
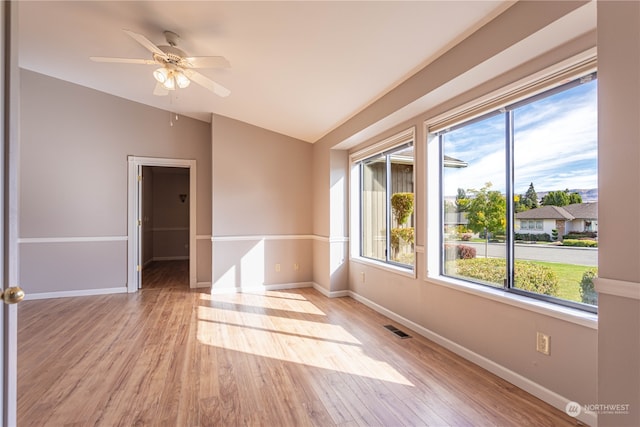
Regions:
[[359, 143, 415, 268], [439, 73, 598, 312]]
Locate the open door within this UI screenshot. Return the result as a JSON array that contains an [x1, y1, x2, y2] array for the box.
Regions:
[[1, 2, 26, 425]]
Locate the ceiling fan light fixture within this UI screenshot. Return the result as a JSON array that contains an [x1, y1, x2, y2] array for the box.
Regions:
[[153, 67, 169, 84], [175, 71, 190, 89], [162, 75, 176, 90]]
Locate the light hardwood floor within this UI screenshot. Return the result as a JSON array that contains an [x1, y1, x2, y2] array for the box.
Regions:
[[18, 261, 581, 426]]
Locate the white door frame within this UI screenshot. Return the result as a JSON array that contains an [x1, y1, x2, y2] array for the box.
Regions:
[[1, 1, 20, 424], [127, 156, 197, 292]]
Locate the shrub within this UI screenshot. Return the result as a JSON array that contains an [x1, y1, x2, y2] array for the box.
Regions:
[[562, 239, 598, 247], [580, 268, 598, 305], [458, 245, 476, 259], [460, 233, 472, 241], [564, 231, 597, 239], [514, 233, 551, 242], [391, 193, 414, 225], [443, 244, 476, 260], [456, 225, 470, 235], [390, 227, 415, 247], [448, 258, 559, 296]]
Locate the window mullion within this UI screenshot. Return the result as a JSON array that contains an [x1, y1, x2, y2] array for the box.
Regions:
[[505, 110, 515, 290], [385, 154, 392, 262]]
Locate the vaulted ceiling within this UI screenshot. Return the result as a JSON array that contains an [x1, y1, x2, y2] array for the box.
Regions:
[[18, 1, 595, 144]]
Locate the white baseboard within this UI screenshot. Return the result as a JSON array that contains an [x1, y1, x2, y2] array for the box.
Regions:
[[210, 281, 313, 294], [312, 282, 350, 298], [195, 282, 212, 289], [347, 290, 597, 427], [25, 287, 128, 300]]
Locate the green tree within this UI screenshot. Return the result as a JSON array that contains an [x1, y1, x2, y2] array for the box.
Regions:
[[455, 188, 470, 212], [568, 191, 582, 204], [541, 190, 570, 207], [542, 189, 582, 206], [466, 183, 506, 257], [523, 182, 539, 209]]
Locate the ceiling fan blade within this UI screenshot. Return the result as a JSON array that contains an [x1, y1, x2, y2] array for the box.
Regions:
[[90, 56, 156, 65], [183, 69, 230, 97], [123, 29, 167, 59], [153, 82, 169, 96], [184, 56, 231, 69]]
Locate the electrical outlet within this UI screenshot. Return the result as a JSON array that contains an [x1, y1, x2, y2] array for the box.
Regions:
[[275, 263, 281, 272], [294, 263, 299, 271], [361, 272, 365, 283], [536, 332, 550, 355]]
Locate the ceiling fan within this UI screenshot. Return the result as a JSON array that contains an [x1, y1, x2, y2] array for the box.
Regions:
[[90, 29, 231, 97]]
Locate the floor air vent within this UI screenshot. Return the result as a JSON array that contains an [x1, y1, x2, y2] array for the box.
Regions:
[[384, 324, 411, 339]]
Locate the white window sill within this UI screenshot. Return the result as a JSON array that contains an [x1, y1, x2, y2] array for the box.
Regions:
[[425, 274, 598, 329], [351, 256, 416, 279]]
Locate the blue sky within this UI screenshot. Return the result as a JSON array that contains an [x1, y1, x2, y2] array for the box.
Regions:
[[442, 79, 598, 198]]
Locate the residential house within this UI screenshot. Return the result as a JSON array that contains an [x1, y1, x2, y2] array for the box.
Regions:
[[3, 1, 639, 426], [515, 202, 598, 238]]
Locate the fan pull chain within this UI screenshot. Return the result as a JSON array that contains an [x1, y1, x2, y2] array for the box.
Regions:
[[169, 112, 180, 127]]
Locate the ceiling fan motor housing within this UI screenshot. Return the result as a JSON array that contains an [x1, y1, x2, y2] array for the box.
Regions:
[[153, 45, 189, 67]]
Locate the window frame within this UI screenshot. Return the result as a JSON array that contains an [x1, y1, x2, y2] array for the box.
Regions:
[[350, 128, 416, 272], [432, 71, 598, 314]]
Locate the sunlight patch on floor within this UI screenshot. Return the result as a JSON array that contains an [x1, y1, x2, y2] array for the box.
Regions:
[[199, 291, 326, 315], [196, 304, 414, 386]]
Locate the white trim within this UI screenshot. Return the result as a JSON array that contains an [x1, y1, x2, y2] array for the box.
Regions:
[[196, 281, 212, 288], [128, 156, 197, 291], [595, 277, 640, 300], [329, 237, 349, 243], [347, 290, 597, 427], [18, 236, 127, 244], [212, 234, 316, 242], [210, 281, 313, 294], [350, 127, 415, 162], [427, 275, 598, 329], [196, 235, 211, 240], [427, 49, 597, 133], [25, 287, 127, 300], [351, 256, 416, 279], [312, 282, 350, 298]]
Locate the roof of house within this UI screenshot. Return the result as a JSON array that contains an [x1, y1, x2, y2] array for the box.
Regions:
[[515, 203, 597, 220], [563, 202, 598, 219], [516, 205, 574, 220]]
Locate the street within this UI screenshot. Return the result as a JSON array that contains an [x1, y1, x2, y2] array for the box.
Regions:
[[461, 241, 597, 266]]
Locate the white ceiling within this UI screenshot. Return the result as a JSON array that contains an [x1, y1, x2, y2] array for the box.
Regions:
[[18, 1, 517, 143]]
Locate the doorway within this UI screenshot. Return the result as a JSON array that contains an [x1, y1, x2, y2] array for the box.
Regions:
[[127, 156, 197, 292], [141, 166, 190, 289]]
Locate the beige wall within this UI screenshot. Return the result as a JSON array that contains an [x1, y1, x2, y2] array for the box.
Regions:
[[19, 70, 212, 294], [597, 2, 640, 426], [312, 1, 605, 424], [211, 114, 313, 291]]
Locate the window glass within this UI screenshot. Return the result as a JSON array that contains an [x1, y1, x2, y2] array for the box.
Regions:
[[439, 75, 598, 311], [441, 113, 506, 288], [513, 78, 598, 305], [360, 144, 415, 267]]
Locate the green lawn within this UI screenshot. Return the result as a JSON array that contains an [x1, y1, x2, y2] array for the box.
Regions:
[[528, 261, 593, 302]]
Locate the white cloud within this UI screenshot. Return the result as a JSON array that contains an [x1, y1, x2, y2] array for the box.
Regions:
[[442, 81, 597, 197]]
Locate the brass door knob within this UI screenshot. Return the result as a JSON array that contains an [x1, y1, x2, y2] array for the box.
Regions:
[[2, 286, 25, 304]]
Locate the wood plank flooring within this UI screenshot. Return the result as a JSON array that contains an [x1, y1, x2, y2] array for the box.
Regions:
[[17, 261, 581, 426]]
